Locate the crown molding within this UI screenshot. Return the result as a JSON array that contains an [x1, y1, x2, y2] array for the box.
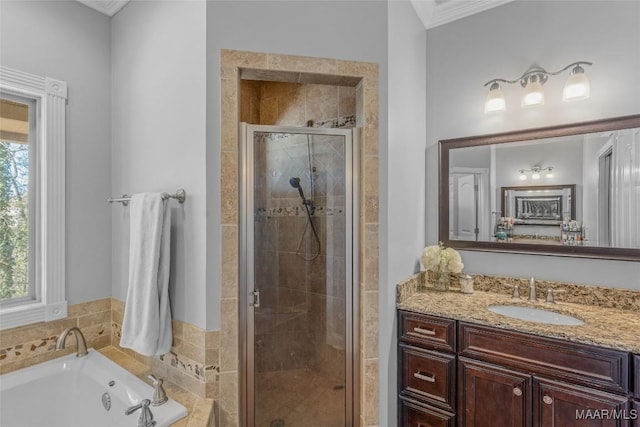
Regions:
[[411, 0, 514, 30], [76, 0, 130, 17]]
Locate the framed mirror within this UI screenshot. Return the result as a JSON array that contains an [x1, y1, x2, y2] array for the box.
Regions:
[[439, 114, 640, 261]]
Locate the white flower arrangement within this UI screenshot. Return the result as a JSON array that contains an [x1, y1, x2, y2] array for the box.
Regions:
[[420, 241, 464, 274]]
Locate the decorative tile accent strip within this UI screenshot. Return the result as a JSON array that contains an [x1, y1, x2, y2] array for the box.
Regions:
[[111, 298, 220, 399], [0, 298, 112, 374], [313, 114, 356, 129], [257, 205, 345, 217]]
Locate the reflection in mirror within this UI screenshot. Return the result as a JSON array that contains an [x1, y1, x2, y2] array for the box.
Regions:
[[440, 115, 640, 260]]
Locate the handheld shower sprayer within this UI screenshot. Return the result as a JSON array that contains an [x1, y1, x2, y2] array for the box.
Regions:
[[289, 177, 306, 202]]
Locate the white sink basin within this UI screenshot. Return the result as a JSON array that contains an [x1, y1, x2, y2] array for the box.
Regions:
[[488, 305, 584, 326]]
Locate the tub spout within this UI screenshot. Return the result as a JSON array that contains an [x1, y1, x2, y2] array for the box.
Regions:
[[56, 327, 88, 357]]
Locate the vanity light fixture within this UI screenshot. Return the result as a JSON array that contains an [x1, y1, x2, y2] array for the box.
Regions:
[[518, 166, 554, 181], [484, 61, 592, 113]]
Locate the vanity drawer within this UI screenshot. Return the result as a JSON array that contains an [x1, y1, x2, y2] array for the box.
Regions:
[[459, 322, 630, 395], [399, 397, 455, 427], [399, 311, 456, 353], [400, 343, 456, 412]]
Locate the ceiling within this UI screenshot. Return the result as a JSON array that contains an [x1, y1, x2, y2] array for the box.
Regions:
[[76, 0, 129, 16], [76, 0, 514, 29]]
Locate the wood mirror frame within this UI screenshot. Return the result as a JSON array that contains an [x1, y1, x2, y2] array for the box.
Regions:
[[438, 114, 640, 261]]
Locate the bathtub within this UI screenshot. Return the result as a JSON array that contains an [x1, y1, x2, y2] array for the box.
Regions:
[[0, 349, 188, 427]]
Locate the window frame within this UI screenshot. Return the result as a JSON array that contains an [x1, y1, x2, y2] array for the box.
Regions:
[[0, 66, 67, 329]]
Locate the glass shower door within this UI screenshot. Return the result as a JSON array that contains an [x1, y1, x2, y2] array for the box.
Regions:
[[242, 124, 355, 427]]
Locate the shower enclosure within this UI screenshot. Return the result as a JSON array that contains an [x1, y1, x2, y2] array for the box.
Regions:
[[240, 124, 358, 426]]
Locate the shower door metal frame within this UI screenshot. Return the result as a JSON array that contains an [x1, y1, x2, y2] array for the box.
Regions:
[[239, 123, 360, 427]]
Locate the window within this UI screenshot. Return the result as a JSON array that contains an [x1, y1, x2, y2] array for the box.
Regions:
[[0, 95, 35, 304], [0, 66, 67, 329]]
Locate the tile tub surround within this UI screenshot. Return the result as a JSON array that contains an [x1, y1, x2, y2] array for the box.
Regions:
[[397, 272, 640, 353], [0, 297, 112, 375], [99, 346, 215, 427], [111, 298, 220, 400]]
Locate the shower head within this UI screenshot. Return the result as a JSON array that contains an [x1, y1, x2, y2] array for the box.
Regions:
[[289, 177, 301, 188], [289, 177, 307, 202]]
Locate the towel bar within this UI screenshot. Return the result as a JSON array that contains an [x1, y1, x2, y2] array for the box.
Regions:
[[108, 189, 186, 206]]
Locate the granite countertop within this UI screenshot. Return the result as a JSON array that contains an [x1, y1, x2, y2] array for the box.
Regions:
[[397, 273, 640, 354], [99, 347, 214, 427]]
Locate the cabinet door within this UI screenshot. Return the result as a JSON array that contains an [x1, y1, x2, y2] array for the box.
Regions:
[[534, 378, 631, 427], [458, 357, 531, 427]]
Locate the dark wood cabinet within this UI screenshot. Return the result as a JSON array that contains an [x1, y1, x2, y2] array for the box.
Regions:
[[534, 377, 630, 427], [458, 357, 531, 427], [397, 310, 636, 427], [399, 311, 456, 426], [399, 398, 455, 427]]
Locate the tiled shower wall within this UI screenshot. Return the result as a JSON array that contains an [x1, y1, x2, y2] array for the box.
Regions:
[[244, 80, 354, 382], [253, 133, 348, 384]]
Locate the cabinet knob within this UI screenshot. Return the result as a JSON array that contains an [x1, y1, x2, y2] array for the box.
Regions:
[[513, 387, 522, 396], [543, 395, 553, 405]]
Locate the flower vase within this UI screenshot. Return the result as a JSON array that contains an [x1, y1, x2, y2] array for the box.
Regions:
[[430, 269, 450, 292]]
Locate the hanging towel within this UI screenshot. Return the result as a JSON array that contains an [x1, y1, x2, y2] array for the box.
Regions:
[[120, 193, 173, 357]]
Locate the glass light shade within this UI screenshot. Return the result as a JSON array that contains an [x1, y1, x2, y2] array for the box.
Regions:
[[522, 80, 545, 107], [519, 171, 527, 180], [531, 168, 540, 179], [546, 169, 554, 178], [484, 83, 506, 113], [563, 69, 590, 101]]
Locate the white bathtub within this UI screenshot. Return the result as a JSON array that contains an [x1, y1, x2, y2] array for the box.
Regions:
[[0, 349, 188, 427]]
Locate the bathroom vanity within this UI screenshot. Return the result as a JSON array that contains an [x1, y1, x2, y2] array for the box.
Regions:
[[396, 274, 640, 427]]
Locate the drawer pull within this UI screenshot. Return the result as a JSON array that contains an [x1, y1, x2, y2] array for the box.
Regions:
[[513, 387, 522, 396], [412, 327, 436, 336], [413, 371, 436, 383], [543, 395, 553, 405]]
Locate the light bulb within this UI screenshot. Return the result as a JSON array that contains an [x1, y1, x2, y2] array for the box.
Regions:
[[521, 75, 545, 107], [546, 168, 554, 178], [563, 65, 590, 101], [531, 168, 541, 180], [485, 82, 506, 113], [519, 170, 527, 181]]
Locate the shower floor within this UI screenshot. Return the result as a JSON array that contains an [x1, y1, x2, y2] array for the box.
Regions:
[[255, 368, 346, 427]]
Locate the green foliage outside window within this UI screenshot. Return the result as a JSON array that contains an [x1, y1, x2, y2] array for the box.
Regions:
[[0, 140, 29, 300]]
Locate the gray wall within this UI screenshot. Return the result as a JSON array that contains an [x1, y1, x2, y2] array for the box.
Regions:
[[385, 1, 427, 425], [426, 1, 640, 289], [206, 0, 389, 331], [0, 0, 112, 304], [110, 0, 207, 328]]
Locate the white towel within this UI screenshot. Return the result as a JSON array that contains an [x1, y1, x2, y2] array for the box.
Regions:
[[120, 193, 173, 357]]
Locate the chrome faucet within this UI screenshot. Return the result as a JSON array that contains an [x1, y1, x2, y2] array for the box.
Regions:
[[528, 276, 537, 301], [55, 327, 88, 357], [125, 399, 155, 427], [148, 375, 168, 406]]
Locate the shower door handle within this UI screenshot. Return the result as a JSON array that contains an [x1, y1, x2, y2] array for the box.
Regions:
[[250, 290, 261, 308]]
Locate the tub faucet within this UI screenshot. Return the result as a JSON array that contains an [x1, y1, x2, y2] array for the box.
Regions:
[[148, 375, 168, 406], [55, 327, 88, 357], [528, 276, 537, 301], [125, 399, 155, 427]]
